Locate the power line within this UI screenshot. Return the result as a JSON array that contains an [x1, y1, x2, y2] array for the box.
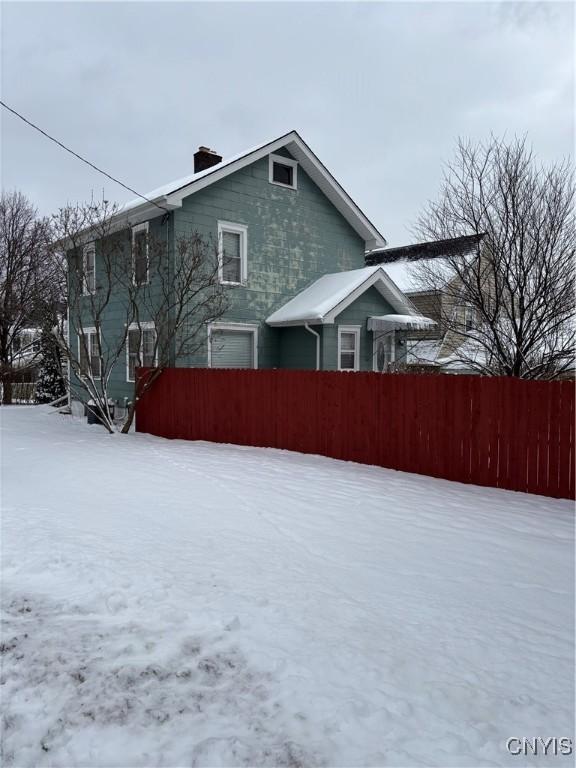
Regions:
[[0, 100, 169, 213]]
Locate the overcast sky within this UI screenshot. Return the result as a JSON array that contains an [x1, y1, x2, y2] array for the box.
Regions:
[[1, 1, 573, 246]]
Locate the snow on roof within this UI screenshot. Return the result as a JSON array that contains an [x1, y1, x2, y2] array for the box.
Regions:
[[381, 255, 473, 293], [119, 137, 277, 214], [380, 260, 422, 293], [406, 339, 441, 365], [367, 315, 436, 332], [437, 337, 487, 370], [115, 131, 386, 248], [266, 266, 412, 326]]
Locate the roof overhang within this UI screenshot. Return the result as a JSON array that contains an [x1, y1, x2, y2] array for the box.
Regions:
[[367, 314, 436, 332], [267, 267, 418, 327]]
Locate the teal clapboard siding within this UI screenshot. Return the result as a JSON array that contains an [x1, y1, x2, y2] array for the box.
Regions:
[[69, 147, 371, 404], [321, 286, 402, 372], [174, 149, 366, 369], [68, 215, 174, 404], [278, 326, 320, 370]]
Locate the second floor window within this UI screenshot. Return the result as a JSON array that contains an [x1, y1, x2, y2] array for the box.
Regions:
[[132, 223, 149, 286], [83, 244, 96, 294], [218, 221, 247, 285], [127, 324, 157, 382]]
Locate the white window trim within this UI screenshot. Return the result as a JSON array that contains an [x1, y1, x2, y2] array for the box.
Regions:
[[126, 321, 157, 383], [217, 221, 248, 286], [132, 221, 150, 286], [77, 326, 101, 380], [207, 322, 258, 369], [268, 153, 298, 190], [338, 325, 361, 372], [82, 243, 96, 295]]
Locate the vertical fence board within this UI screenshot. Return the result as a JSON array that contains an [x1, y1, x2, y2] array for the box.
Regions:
[[136, 368, 575, 500]]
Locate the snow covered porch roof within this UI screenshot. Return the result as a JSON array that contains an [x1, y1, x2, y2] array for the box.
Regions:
[[367, 314, 436, 332], [266, 266, 419, 327]]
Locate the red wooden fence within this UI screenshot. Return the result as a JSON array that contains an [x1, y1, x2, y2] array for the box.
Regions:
[[136, 369, 575, 500]]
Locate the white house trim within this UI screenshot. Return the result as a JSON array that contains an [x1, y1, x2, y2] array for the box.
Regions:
[[207, 322, 259, 369], [118, 131, 386, 248], [337, 325, 361, 372], [268, 153, 298, 189], [217, 221, 248, 285], [323, 270, 416, 324], [266, 267, 420, 328]]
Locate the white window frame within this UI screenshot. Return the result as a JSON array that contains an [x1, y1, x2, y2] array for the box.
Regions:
[[217, 221, 248, 286], [207, 322, 258, 369], [132, 222, 150, 286], [268, 153, 298, 190], [126, 321, 157, 383], [77, 326, 101, 380], [338, 325, 361, 372], [82, 243, 96, 295]]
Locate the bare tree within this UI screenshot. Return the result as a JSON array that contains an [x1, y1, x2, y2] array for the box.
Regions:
[[121, 231, 228, 433], [52, 200, 228, 433], [414, 136, 575, 379], [52, 200, 132, 432], [0, 191, 56, 403]]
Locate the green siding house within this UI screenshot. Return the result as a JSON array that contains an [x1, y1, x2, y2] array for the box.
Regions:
[[69, 131, 433, 404]]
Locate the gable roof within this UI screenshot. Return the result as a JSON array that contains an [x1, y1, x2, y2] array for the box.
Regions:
[[121, 130, 386, 249], [266, 265, 417, 326]]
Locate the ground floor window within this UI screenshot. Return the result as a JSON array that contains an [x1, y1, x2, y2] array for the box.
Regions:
[[78, 328, 101, 379], [208, 323, 258, 369], [127, 323, 157, 382], [338, 326, 360, 371]]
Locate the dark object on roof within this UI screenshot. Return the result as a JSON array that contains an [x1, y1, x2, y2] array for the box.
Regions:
[[194, 146, 222, 174], [366, 233, 485, 265]]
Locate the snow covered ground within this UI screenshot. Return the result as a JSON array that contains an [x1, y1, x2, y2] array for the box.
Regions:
[[1, 406, 574, 767]]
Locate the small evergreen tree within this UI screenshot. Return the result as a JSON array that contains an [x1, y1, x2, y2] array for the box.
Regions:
[[35, 328, 66, 404]]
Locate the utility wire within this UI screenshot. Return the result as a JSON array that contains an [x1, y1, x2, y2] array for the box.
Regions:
[[0, 100, 169, 213]]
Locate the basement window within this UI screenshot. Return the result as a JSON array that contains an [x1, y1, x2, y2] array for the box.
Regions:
[[269, 154, 298, 190]]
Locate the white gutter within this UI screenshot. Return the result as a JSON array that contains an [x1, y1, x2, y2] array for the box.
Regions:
[[304, 323, 320, 370]]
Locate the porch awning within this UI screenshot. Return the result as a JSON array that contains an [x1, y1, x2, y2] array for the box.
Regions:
[[367, 314, 436, 332]]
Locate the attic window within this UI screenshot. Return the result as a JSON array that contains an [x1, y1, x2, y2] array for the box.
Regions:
[[269, 154, 298, 190]]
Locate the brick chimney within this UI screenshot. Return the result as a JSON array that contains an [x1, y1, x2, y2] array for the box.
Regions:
[[194, 146, 222, 174]]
